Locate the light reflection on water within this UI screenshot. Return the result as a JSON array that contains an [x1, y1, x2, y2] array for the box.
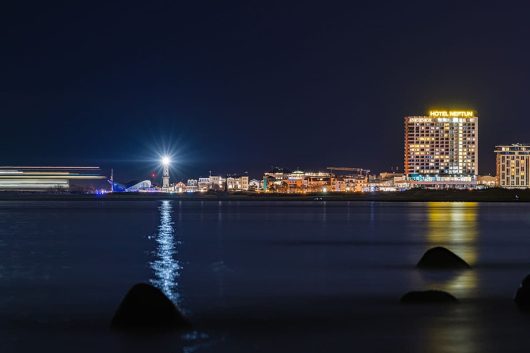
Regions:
[[150, 200, 182, 305], [426, 202, 479, 265], [150, 201, 212, 352], [425, 202, 479, 297], [414, 203, 481, 353]]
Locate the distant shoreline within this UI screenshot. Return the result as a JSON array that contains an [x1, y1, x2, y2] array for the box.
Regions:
[[0, 189, 528, 202]]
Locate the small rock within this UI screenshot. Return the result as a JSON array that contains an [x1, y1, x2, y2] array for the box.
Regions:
[[515, 275, 530, 308], [111, 283, 190, 330], [417, 247, 471, 269], [400, 290, 458, 303]]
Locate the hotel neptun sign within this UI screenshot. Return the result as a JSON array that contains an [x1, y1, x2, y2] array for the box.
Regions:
[[428, 110, 474, 117]]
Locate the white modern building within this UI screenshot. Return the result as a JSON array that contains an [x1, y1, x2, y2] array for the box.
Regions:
[[495, 144, 530, 189], [404, 110, 478, 188]]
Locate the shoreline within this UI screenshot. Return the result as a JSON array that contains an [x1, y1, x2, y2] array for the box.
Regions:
[[0, 188, 528, 202]]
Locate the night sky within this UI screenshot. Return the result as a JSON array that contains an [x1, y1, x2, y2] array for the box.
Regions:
[[3, 1, 530, 181]]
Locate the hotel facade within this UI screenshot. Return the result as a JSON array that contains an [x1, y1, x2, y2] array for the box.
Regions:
[[494, 144, 530, 189], [404, 110, 478, 188]]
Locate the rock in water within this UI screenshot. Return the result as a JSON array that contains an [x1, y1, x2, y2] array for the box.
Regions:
[[514, 275, 530, 308], [400, 290, 458, 303], [111, 283, 190, 330], [417, 247, 471, 269]]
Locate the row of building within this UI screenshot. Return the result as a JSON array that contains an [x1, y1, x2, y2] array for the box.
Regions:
[[160, 109, 528, 193], [2, 109, 527, 192]]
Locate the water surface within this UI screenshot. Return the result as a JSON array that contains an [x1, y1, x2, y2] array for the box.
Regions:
[[1, 201, 530, 352]]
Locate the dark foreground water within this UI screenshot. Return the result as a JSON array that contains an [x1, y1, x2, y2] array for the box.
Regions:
[[1, 201, 530, 353]]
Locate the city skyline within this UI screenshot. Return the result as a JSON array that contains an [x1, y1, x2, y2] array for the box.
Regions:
[[3, 2, 530, 179]]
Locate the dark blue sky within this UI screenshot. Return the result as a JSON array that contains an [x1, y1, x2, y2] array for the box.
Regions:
[[2, 1, 530, 181]]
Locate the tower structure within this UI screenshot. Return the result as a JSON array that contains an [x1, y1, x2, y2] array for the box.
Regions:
[[161, 156, 171, 191], [162, 163, 170, 189]]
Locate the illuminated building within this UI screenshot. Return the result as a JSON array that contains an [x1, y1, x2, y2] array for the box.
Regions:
[[208, 175, 225, 191], [226, 175, 249, 191], [111, 180, 153, 192], [198, 177, 210, 192], [0, 166, 105, 191], [366, 172, 404, 192], [263, 168, 334, 193], [333, 176, 365, 192], [175, 182, 186, 193], [477, 175, 496, 188], [186, 179, 198, 192], [404, 110, 478, 188], [249, 179, 261, 191], [495, 144, 530, 189]]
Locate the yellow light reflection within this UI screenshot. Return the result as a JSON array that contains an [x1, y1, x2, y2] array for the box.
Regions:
[[420, 202, 480, 353], [427, 202, 478, 265], [425, 202, 479, 298]]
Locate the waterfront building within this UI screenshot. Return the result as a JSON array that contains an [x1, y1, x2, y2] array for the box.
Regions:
[[175, 181, 186, 193], [186, 179, 198, 192], [494, 144, 530, 189], [0, 166, 105, 191], [404, 110, 478, 189], [198, 177, 210, 192], [333, 175, 366, 192], [477, 175, 497, 188], [263, 168, 335, 193], [112, 179, 153, 192], [249, 179, 261, 191], [208, 175, 225, 191], [226, 175, 249, 191], [366, 172, 405, 192]]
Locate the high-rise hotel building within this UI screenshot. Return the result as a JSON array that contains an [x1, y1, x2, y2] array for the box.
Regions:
[[404, 110, 478, 185], [494, 144, 530, 189]]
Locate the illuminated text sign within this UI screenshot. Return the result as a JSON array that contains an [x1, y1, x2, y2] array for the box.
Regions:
[[429, 110, 474, 117]]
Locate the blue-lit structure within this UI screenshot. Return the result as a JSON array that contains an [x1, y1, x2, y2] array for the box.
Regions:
[[109, 179, 153, 192]]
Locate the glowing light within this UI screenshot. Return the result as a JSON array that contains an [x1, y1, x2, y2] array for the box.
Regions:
[[161, 156, 171, 166], [429, 110, 474, 117]]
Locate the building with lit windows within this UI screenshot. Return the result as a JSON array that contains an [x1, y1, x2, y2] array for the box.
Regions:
[[0, 166, 105, 191], [226, 175, 249, 191], [404, 110, 478, 188], [494, 144, 530, 189]]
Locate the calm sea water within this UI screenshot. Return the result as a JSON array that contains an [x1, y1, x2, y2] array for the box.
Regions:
[[1, 201, 530, 353]]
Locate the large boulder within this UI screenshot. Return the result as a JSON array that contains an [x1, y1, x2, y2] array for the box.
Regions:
[[514, 275, 530, 308], [417, 247, 471, 269], [111, 283, 190, 330], [400, 290, 458, 303]]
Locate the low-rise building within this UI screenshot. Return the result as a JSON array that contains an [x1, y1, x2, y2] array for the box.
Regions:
[[175, 181, 186, 193], [227, 175, 249, 191], [477, 175, 497, 188], [198, 177, 210, 192], [249, 179, 261, 191], [263, 168, 334, 193], [186, 179, 198, 192], [367, 172, 404, 192]]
